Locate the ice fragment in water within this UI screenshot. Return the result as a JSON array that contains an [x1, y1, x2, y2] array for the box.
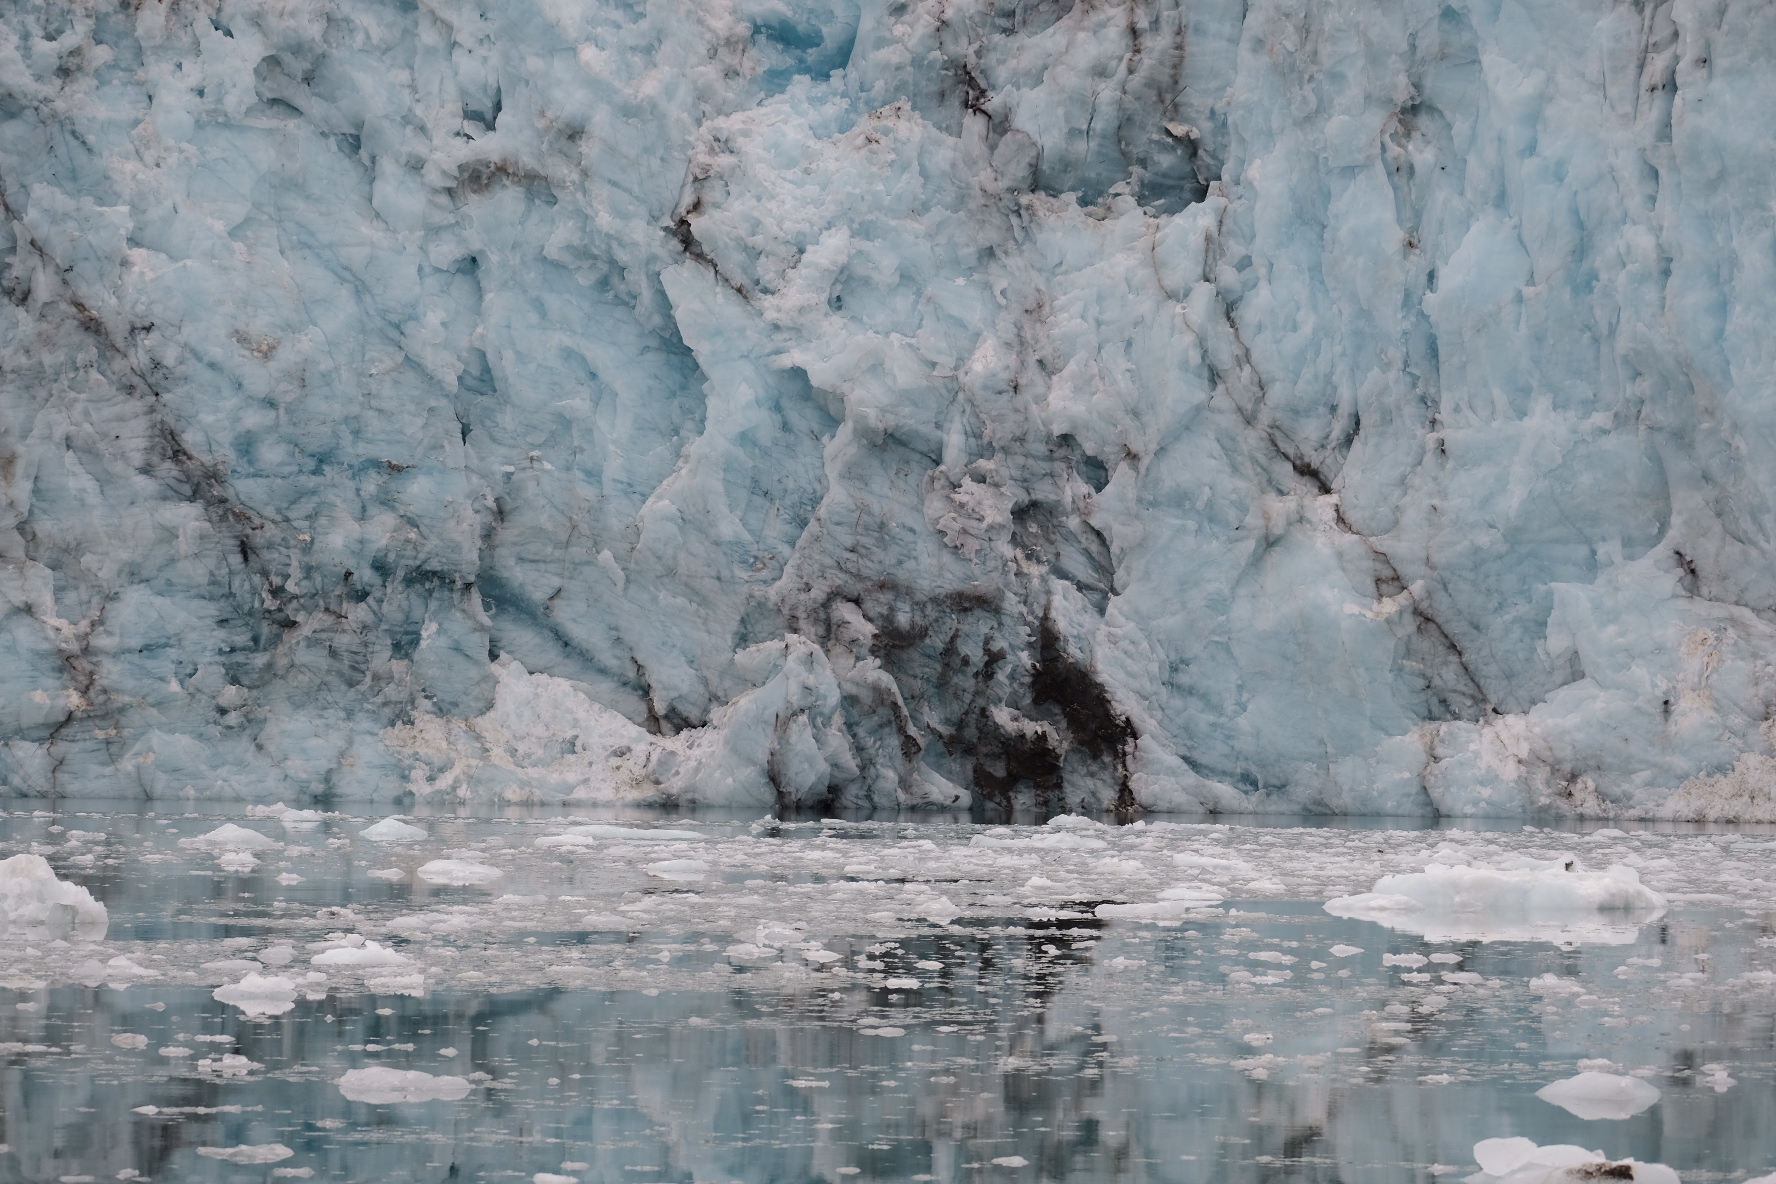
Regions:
[[178, 824, 277, 850], [644, 859, 708, 881], [561, 824, 706, 842], [1536, 1072, 1662, 1120], [360, 817, 428, 842], [110, 1033, 148, 1049], [311, 940, 410, 968], [1470, 1138, 1678, 1183], [211, 973, 298, 1017], [415, 860, 504, 886], [336, 1067, 472, 1103], [197, 1053, 264, 1075], [197, 1145, 294, 1164], [0, 854, 107, 940], [1325, 859, 1666, 945]]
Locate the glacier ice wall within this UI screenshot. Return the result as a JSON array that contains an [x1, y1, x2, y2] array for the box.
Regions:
[[2, 0, 1775, 817]]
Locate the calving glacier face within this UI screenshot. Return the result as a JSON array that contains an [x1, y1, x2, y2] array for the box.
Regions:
[[1, 0, 1774, 817]]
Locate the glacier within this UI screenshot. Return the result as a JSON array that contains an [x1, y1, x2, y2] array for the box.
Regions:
[[2, 0, 1775, 817]]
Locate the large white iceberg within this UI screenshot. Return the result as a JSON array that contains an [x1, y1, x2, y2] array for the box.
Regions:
[[3, 0, 1775, 818]]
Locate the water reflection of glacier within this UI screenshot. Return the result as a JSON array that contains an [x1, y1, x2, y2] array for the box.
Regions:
[[0, 808, 1772, 1182]]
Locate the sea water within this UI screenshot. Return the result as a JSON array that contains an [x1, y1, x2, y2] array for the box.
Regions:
[[0, 805, 1771, 1183]]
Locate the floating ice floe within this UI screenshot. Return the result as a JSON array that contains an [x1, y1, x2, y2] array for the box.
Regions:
[[1096, 881, 1225, 921], [211, 973, 298, 1017], [1325, 855, 1666, 945], [197, 1144, 293, 1164], [360, 817, 428, 842], [336, 1066, 472, 1103], [246, 803, 328, 827], [1469, 1137, 1677, 1183], [971, 830, 1107, 850], [1173, 853, 1256, 877], [725, 943, 780, 965], [311, 940, 410, 968], [0, 853, 107, 939], [415, 859, 503, 886], [645, 859, 708, 881], [178, 824, 278, 850], [536, 824, 707, 847], [197, 1053, 265, 1076], [1535, 1073, 1661, 1120]]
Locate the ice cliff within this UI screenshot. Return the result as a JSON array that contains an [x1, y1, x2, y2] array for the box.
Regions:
[[2, 0, 1775, 817]]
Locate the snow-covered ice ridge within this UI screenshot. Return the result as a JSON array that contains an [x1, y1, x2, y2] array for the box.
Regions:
[[3, 0, 1775, 818]]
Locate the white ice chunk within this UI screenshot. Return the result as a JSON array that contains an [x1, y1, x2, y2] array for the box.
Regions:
[[972, 831, 1107, 850], [360, 817, 428, 842], [563, 824, 706, 841], [311, 940, 410, 968], [1535, 1073, 1661, 1120], [725, 943, 780, 964], [197, 1053, 265, 1076], [0, 853, 107, 939], [211, 973, 298, 1017], [415, 860, 504, 886], [1469, 1138, 1677, 1183], [197, 1145, 293, 1164], [1173, 854, 1255, 877], [104, 956, 159, 981], [179, 824, 278, 850], [336, 1067, 472, 1103], [645, 859, 708, 881], [1325, 860, 1665, 945]]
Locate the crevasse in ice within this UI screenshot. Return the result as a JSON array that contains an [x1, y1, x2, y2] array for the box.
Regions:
[[2, 0, 1774, 816]]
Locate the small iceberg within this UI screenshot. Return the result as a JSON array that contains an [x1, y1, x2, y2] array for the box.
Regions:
[[0, 853, 108, 939], [178, 823, 278, 850], [536, 824, 707, 847], [1468, 1137, 1677, 1183], [196, 1144, 293, 1164], [1536, 1072, 1661, 1120], [310, 940, 410, 968], [1324, 855, 1665, 945], [415, 859, 503, 886], [360, 817, 428, 842], [212, 973, 298, 1017], [336, 1067, 472, 1103], [644, 858, 708, 881]]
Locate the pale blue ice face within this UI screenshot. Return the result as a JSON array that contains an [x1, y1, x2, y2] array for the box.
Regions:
[[1, 806, 1774, 1182], [3, 0, 1776, 819]]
